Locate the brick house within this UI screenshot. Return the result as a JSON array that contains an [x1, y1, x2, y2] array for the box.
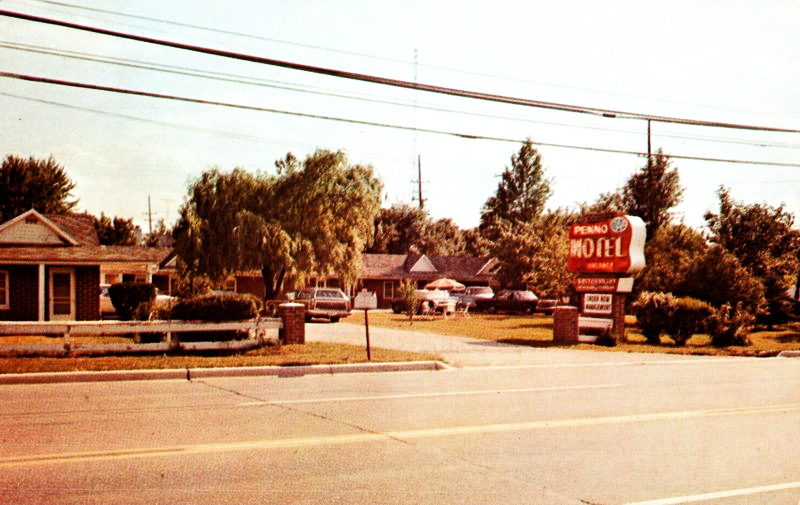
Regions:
[[235, 252, 499, 309], [0, 209, 170, 321]]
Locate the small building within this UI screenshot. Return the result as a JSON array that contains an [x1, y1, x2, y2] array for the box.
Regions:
[[0, 209, 170, 321], [357, 253, 499, 308], [234, 252, 499, 309]]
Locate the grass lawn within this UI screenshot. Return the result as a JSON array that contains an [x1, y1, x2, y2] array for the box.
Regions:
[[0, 340, 440, 374], [350, 310, 800, 357]]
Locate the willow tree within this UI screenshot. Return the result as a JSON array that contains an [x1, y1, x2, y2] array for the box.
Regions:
[[174, 150, 383, 299]]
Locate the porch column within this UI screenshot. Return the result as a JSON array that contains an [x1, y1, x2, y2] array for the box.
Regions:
[[38, 264, 46, 321]]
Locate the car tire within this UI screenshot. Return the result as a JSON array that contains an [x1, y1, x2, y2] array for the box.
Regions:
[[330, 317, 340, 323]]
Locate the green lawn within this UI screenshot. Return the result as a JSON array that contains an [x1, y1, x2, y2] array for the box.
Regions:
[[351, 311, 800, 357], [0, 341, 439, 374]]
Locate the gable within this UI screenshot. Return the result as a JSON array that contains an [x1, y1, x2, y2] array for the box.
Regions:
[[407, 254, 437, 273], [0, 210, 78, 246]]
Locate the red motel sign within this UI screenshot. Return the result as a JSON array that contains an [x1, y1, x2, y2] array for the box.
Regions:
[[567, 215, 646, 274]]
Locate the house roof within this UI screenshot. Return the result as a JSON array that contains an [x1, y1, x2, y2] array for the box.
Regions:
[[234, 253, 498, 284], [361, 253, 497, 282], [45, 213, 100, 246], [0, 245, 172, 265], [0, 210, 169, 266]]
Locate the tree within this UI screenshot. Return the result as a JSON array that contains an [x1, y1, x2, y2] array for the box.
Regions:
[[582, 150, 683, 240], [676, 245, 765, 314], [93, 213, 139, 245], [622, 150, 683, 239], [479, 139, 552, 241], [144, 219, 174, 247], [174, 149, 383, 300], [368, 204, 467, 256], [423, 218, 466, 256], [704, 186, 799, 326], [462, 227, 491, 258], [369, 204, 432, 254], [489, 212, 573, 297], [0, 154, 76, 222], [635, 223, 707, 295]]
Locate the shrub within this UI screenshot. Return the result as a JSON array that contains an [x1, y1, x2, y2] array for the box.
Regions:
[[664, 297, 714, 346], [633, 292, 714, 346], [707, 303, 754, 347], [632, 291, 675, 345], [396, 280, 421, 323], [108, 282, 156, 321], [171, 293, 261, 321], [677, 245, 765, 313]]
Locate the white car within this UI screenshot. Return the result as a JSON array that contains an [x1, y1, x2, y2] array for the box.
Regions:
[[457, 286, 494, 309]]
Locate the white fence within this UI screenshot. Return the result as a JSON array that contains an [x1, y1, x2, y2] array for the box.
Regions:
[[0, 318, 282, 356]]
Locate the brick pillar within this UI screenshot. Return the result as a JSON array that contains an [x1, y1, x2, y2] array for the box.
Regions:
[[553, 305, 579, 344], [278, 302, 305, 344], [612, 294, 627, 342]]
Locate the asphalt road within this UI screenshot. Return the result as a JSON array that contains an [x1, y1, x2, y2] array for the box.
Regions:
[[2, 333, 799, 504]]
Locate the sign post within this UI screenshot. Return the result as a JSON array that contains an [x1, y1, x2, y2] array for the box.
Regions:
[[353, 289, 378, 360], [567, 213, 646, 342]]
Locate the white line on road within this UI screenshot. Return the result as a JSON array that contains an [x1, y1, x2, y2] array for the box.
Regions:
[[623, 481, 800, 505], [236, 383, 625, 406], [467, 357, 766, 371], [2, 402, 798, 468]]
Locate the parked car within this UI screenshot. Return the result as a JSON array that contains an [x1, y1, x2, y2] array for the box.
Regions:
[[535, 298, 560, 314], [456, 286, 494, 309], [474, 290, 539, 314], [391, 289, 456, 315], [294, 287, 352, 322]]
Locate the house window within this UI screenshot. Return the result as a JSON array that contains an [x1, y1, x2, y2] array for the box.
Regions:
[[0, 270, 9, 310], [383, 281, 394, 300]]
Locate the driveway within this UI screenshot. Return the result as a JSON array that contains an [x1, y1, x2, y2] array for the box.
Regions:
[[305, 320, 734, 368]]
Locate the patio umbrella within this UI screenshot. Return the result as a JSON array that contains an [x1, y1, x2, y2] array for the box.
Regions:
[[425, 277, 465, 292]]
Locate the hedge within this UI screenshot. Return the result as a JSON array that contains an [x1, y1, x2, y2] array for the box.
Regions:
[[108, 282, 156, 321], [169, 293, 262, 342]]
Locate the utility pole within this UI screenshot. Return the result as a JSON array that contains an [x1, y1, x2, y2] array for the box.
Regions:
[[416, 155, 425, 209], [147, 195, 153, 235], [647, 119, 652, 167]]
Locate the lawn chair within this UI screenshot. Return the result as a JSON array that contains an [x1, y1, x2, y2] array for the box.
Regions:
[[420, 301, 435, 319], [454, 303, 470, 319]]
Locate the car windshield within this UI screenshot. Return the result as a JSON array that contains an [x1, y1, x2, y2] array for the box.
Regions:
[[517, 291, 537, 300], [473, 287, 492, 295], [296, 290, 314, 300]]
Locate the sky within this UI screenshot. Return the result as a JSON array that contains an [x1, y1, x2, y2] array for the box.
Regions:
[[1, 0, 799, 235]]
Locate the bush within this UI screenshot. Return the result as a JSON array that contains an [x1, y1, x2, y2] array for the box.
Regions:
[[633, 292, 714, 346], [171, 293, 261, 321], [169, 293, 261, 342], [664, 297, 714, 346], [707, 303, 754, 347], [632, 291, 675, 345], [108, 282, 156, 321], [396, 280, 421, 323], [677, 245, 765, 313]]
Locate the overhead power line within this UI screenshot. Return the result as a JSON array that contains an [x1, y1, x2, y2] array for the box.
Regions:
[[2, 9, 799, 134], [5, 41, 798, 151], [3, 71, 799, 169]]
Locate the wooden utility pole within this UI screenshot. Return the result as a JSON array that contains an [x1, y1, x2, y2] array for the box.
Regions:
[[417, 155, 425, 209]]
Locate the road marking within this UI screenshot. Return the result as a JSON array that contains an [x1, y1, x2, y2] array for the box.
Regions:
[[467, 357, 766, 370], [2, 402, 798, 468], [236, 383, 625, 406], [623, 481, 800, 505]]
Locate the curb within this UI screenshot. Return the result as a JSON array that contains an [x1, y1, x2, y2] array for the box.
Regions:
[[0, 360, 453, 385], [777, 350, 800, 358]]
